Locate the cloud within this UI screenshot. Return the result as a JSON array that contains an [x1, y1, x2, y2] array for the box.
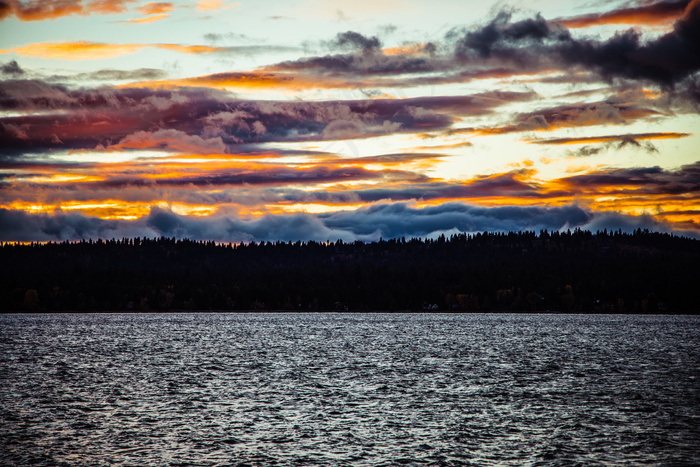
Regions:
[[3, 202, 693, 243], [0, 207, 154, 241], [0, 0, 135, 21], [1, 41, 144, 60], [320, 203, 591, 238], [382, 42, 436, 57], [154, 44, 224, 54], [1, 40, 296, 62], [139, 2, 173, 15], [0, 41, 262, 60], [331, 31, 382, 53], [328, 152, 448, 166], [194, 0, 236, 13], [500, 101, 659, 133], [108, 129, 227, 154], [453, 12, 566, 61], [556, 0, 690, 28], [528, 131, 690, 156], [124, 13, 169, 23], [335, 171, 551, 204], [556, 1, 700, 86], [1, 59, 24, 75], [409, 142, 473, 151], [527, 132, 691, 145], [234, 3, 700, 95], [37, 67, 166, 82], [447, 2, 700, 88], [41, 4, 691, 97], [70, 68, 167, 81], [88, 165, 425, 189], [1, 82, 530, 155], [579, 210, 674, 234], [560, 161, 700, 196], [420, 99, 662, 140]]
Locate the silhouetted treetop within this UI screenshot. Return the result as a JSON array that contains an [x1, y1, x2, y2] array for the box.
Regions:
[[2, 229, 698, 313]]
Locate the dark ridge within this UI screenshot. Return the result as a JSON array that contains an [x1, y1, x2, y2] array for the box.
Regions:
[[2, 229, 699, 313]]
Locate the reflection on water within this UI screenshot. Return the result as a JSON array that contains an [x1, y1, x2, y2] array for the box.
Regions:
[[1, 313, 699, 466]]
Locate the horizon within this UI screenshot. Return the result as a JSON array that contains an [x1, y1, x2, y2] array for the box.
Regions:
[[1, 0, 699, 242], [4, 228, 698, 314], [2, 225, 698, 247]]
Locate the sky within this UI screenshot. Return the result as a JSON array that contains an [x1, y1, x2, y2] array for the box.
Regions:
[[1, 0, 699, 242]]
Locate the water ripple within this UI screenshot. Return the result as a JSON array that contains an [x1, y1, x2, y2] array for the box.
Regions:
[[1, 313, 699, 466]]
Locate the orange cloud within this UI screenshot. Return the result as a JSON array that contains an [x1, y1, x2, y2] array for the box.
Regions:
[[125, 66, 550, 93], [0, 41, 143, 60], [3, 153, 699, 235], [1, 41, 233, 60], [127, 71, 306, 90], [195, 0, 237, 12], [311, 152, 448, 171], [154, 44, 221, 54], [557, 0, 689, 28], [139, 2, 174, 15], [382, 43, 433, 56], [125, 13, 170, 23]]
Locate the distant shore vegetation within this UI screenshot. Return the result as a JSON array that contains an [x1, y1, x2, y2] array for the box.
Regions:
[[2, 229, 699, 313]]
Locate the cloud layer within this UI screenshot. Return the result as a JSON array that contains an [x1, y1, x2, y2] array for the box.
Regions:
[[1, 202, 687, 243]]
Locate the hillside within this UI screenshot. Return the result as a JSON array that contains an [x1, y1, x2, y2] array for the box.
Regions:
[[2, 229, 699, 313]]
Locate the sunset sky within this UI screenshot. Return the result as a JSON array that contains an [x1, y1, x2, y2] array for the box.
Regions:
[[1, 0, 699, 242]]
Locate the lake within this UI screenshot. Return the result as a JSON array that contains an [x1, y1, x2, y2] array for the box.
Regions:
[[1, 313, 699, 466]]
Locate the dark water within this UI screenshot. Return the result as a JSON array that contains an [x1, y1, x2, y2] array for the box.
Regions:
[[1, 313, 699, 466]]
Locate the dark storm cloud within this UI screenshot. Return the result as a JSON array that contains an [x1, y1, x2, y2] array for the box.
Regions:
[[453, 11, 569, 61], [453, 0, 700, 87], [266, 29, 446, 76], [3, 202, 689, 243], [266, 20, 555, 77], [262, 2, 700, 94], [555, 8, 700, 86]]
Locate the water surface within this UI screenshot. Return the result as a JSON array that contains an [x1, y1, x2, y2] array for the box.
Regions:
[[1, 313, 699, 466]]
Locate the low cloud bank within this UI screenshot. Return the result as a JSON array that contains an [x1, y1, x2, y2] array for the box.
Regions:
[[1, 202, 693, 243]]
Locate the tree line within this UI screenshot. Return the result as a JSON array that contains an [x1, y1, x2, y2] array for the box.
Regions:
[[2, 228, 699, 313]]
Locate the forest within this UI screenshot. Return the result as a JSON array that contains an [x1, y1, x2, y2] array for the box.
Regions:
[[2, 229, 699, 313]]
